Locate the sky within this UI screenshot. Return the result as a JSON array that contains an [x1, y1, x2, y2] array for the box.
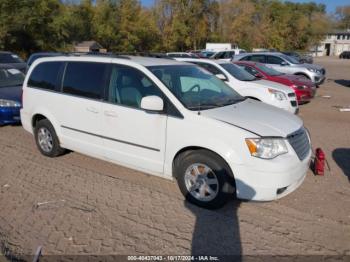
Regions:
[[140, 0, 349, 13]]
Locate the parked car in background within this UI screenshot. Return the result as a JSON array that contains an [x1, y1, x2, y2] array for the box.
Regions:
[[0, 65, 24, 125], [0, 51, 27, 73], [21, 55, 311, 209], [166, 52, 199, 58], [234, 52, 326, 86], [201, 50, 215, 58], [282, 51, 313, 64], [176, 58, 298, 114], [235, 61, 316, 104], [210, 49, 247, 61], [27, 52, 65, 69], [187, 50, 207, 58], [339, 51, 350, 59]]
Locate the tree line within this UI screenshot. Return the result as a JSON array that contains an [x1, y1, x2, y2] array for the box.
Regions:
[[0, 0, 348, 57]]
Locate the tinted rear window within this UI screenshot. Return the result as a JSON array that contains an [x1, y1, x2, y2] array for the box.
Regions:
[[62, 62, 107, 99], [28, 62, 62, 90]]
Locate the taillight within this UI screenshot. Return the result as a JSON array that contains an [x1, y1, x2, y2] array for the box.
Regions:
[[21, 89, 23, 108]]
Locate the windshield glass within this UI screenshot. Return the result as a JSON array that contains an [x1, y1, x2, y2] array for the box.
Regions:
[[255, 63, 284, 76], [281, 54, 301, 64], [220, 63, 256, 81], [0, 68, 25, 88], [0, 53, 24, 63], [148, 65, 245, 111]]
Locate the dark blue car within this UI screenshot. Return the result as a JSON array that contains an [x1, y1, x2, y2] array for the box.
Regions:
[[0, 64, 24, 125]]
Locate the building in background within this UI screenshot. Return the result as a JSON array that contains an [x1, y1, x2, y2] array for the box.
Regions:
[[313, 29, 350, 57], [74, 41, 106, 53]]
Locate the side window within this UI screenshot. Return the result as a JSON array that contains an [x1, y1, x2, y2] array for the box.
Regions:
[[28, 62, 62, 90], [108, 65, 163, 109], [240, 55, 251, 61], [63, 62, 108, 99], [267, 55, 283, 65], [250, 55, 265, 63], [195, 63, 221, 75], [224, 51, 235, 59]]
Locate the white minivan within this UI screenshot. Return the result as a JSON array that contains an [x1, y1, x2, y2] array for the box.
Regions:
[[21, 55, 312, 209], [175, 58, 298, 114]]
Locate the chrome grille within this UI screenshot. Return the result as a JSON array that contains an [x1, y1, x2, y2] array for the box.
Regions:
[[287, 128, 310, 161]]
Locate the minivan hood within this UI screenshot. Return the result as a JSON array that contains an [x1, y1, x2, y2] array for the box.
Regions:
[[201, 99, 302, 137]]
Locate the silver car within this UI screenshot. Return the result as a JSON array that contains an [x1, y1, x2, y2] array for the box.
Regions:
[[233, 52, 325, 85]]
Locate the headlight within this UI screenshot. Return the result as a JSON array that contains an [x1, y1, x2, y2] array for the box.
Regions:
[[268, 89, 287, 100], [245, 138, 288, 159], [307, 68, 321, 74], [0, 99, 21, 108], [292, 84, 306, 90]]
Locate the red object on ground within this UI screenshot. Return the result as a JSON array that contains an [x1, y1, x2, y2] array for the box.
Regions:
[[234, 61, 317, 104], [314, 148, 325, 176]]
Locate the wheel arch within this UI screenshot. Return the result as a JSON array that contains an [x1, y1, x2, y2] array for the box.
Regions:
[[172, 146, 235, 180], [294, 72, 310, 79], [30, 111, 61, 137]]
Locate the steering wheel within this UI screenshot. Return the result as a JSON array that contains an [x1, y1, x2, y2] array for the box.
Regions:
[[188, 84, 201, 92]]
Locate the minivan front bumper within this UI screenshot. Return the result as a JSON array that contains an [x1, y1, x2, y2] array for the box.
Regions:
[[233, 149, 311, 201]]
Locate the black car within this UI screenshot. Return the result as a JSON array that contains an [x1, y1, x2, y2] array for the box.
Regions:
[[27, 52, 65, 69], [0, 51, 27, 73], [339, 51, 350, 59], [282, 51, 313, 64], [0, 64, 24, 125]]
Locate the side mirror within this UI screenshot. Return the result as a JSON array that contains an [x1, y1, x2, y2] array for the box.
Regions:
[[141, 96, 164, 112], [280, 61, 288, 66], [255, 73, 264, 78], [216, 74, 227, 81]]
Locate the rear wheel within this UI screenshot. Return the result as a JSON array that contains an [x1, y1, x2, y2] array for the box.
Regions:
[[175, 150, 235, 209], [34, 119, 65, 157]]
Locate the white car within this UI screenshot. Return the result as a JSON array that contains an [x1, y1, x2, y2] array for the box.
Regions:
[[175, 58, 298, 114], [21, 55, 311, 209]]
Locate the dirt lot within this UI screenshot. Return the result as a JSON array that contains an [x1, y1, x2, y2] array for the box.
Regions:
[[0, 57, 349, 260]]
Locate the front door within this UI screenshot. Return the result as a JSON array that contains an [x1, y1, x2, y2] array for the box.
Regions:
[[102, 64, 167, 175]]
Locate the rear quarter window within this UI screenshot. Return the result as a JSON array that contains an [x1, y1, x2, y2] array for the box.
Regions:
[[28, 62, 63, 90]]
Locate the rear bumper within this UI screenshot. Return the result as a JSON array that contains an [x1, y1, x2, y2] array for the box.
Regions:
[[0, 107, 21, 125]]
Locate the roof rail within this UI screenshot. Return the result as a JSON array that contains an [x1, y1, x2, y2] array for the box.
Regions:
[[61, 51, 175, 60], [64, 52, 131, 60]]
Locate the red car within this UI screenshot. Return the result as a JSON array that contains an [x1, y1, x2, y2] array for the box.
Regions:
[[234, 61, 316, 104]]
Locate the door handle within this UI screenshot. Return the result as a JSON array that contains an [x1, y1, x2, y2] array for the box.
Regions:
[[104, 111, 118, 117], [86, 107, 99, 114]]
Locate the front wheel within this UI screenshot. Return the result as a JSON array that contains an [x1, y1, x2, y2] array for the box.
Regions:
[[175, 150, 235, 209]]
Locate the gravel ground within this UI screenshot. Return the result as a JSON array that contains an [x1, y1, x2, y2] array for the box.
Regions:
[[0, 56, 349, 261]]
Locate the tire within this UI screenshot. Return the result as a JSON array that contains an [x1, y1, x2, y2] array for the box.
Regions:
[[34, 119, 65, 157], [175, 150, 235, 209]]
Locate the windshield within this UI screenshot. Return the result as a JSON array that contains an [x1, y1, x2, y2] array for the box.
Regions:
[[0, 53, 24, 64], [255, 63, 284, 76], [281, 54, 301, 64], [0, 68, 24, 88], [148, 65, 245, 111], [220, 63, 256, 81]]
